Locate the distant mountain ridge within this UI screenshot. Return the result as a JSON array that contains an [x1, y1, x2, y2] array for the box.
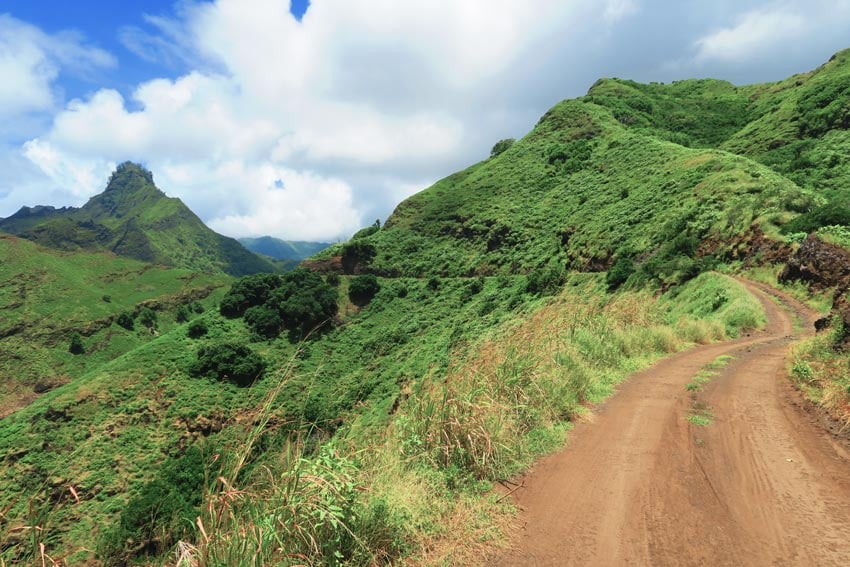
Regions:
[[238, 236, 331, 261], [0, 162, 275, 276]]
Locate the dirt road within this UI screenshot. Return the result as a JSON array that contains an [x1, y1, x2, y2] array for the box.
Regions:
[[495, 281, 850, 566]]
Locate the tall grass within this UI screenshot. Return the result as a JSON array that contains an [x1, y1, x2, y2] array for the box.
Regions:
[[788, 322, 850, 428], [174, 354, 406, 567]]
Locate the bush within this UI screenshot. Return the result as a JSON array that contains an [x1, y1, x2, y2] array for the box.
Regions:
[[490, 138, 515, 157], [782, 198, 850, 234], [175, 305, 190, 323], [326, 272, 341, 286], [271, 269, 339, 339], [348, 274, 381, 306], [138, 307, 158, 329], [190, 342, 266, 387], [116, 311, 134, 331], [606, 257, 635, 291], [219, 273, 283, 317], [341, 241, 376, 273], [525, 266, 565, 296], [187, 319, 208, 339], [99, 447, 211, 564], [352, 219, 381, 240], [244, 304, 283, 339], [68, 332, 85, 355]]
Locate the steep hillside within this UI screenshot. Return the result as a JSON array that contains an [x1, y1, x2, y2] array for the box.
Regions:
[[0, 162, 275, 276], [3, 51, 850, 565], [0, 234, 230, 416]]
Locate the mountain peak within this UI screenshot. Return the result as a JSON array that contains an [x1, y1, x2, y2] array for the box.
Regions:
[[104, 162, 159, 195]]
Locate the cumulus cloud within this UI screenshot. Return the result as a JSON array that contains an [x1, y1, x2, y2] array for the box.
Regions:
[[0, 14, 114, 124], [694, 7, 805, 63], [5, 1, 850, 239]]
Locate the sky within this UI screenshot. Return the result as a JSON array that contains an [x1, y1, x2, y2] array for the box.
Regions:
[[2, 1, 850, 242]]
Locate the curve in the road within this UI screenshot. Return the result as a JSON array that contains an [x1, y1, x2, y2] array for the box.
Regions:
[[495, 281, 850, 566]]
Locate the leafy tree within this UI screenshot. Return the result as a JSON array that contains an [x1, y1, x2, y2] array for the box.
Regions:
[[244, 304, 283, 339], [189, 342, 265, 387], [348, 274, 381, 306], [525, 266, 566, 296], [269, 269, 339, 339], [490, 138, 515, 157], [175, 304, 190, 323], [606, 257, 635, 291], [190, 301, 205, 314], [68, 332, 85, 355], [341, 241, 376, 273], [138, 307, 158, 329], [99, 446, 211, 563], [351, 219, 381, 240], [116, 311, 135, 331], [219, 273, 283, 317], [187, 319, 208, 339]]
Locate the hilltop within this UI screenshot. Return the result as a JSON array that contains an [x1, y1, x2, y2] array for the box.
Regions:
[[0, 162, 275, 276], [3, 50, 850, 565]]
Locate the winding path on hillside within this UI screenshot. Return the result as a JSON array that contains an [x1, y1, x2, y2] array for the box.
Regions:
[[494, 281, 850, 566]]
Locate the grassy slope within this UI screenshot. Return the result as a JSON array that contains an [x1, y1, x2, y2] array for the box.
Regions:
[[0, 234, 230, 415], [341, 98, 807, 282], [5, 50, 850, 563]]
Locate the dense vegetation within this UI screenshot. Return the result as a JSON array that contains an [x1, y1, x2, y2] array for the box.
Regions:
[[4, 49, 850, 565]]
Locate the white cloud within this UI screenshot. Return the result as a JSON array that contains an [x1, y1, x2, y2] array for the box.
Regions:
[[604, 0, 639, 23], [0, 14, 114, 122], [6, 1, 850, 240], [694, 7, 806, 63]]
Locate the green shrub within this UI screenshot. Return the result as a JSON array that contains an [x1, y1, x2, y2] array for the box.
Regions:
[[349, 274, 381, 306], [270, 269, 339, 339], [244, 304, 283, 339], [219, 273, 283, 317], [326, 272, 341, 286], [606, 258, 635, 291], [341, 241, 376, 273], [490, 138, 515, 157], [175, 304, 190, 323], [525, 266, 565, 296], [138, 307, 157, 329], [352, 219, 381, 240], [116, 311, 134, 331], [68, 332, 85, 355], [99, 447, 211, 565], [187, 319, 208, 339], [190, 342, 266, 387]]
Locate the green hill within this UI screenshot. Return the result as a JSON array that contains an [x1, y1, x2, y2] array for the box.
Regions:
[[0, 234, 230, 417], [0, 162, 276, 276], [238, 236, 331, 262], [3, 50, 850, 565]]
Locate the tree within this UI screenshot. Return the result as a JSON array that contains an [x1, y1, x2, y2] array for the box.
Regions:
[[490, 138, 515, 157], [269, 269, 339, 339], [138, 307, 158, 329], [340, 241, 376, 273], [348, 274, 380, 306], [189, 342, 265, 387], [116, 311, 135, 331], [187, 319, 208, 339], [244, 304, 283, 339], [69, 332, 85, 355], [175, 304, 190, 323], [219, 273, 283, 317]]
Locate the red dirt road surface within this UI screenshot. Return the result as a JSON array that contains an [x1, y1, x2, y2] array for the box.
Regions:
[[495, 281, 850, 566]]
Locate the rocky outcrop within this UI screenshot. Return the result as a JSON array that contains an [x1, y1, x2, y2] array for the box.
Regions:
[[780, 234, 850, 347]]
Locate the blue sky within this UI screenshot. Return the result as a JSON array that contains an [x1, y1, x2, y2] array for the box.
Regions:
[[2, 1, 850, 241]]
